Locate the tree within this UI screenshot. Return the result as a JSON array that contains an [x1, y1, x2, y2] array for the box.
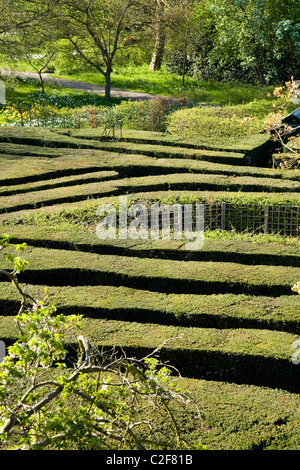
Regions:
[[0, 235, 204, 450], [0, 0, 59, 49], [53, 0, 151, 100], [0, 0, 30, 48], [148, 0, 202, 76], [9, 22, 59, 93], [159, 0, 202, 86], [0, 0, 60, 90], [208, 0, 300, 85], [172, 0, 200, 87], [149, 0, 166, 71], [24, 50, 57, 94], [163, 1, 217, 83]]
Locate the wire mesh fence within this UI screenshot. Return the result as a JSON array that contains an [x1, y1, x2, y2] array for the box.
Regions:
[[202, 202, 300, 236], [120, 202, 300, 238]]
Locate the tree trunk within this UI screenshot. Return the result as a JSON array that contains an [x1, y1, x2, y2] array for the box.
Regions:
[[105, 65, 112, 100], [149, 0, 165, 71], [149, 29, 165, 71], [38, 71, 45, 93], [182, 54, 186, 87], [255, 64, 265, 86], [182, 28, 189, 87]]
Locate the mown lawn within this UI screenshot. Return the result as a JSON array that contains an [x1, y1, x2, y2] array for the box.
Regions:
[[53, 64, 274, 106]]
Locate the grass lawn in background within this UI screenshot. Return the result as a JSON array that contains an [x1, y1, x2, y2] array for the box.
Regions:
[[54, 64, 275, 105], [1, 59, 274, 105]]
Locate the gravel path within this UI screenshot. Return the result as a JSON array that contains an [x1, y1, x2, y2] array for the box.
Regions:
[[1, 69, 164, 101]]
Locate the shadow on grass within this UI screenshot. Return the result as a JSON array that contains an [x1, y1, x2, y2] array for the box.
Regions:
[[5, 267, 293, 298], [10, 236, 300, 267], [3, 334, 297, 394], [1, 297, 299, 335]]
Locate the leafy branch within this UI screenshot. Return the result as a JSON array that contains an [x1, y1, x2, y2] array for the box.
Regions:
[[0, 235, 204, 450]]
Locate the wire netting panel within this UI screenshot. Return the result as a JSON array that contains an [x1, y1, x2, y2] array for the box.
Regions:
[[105, 201, 300, 238], [266, 205, 300, 236], [202, 203, 300, 237], [204, 204, 223, 231], [225, 204, 265, 233]]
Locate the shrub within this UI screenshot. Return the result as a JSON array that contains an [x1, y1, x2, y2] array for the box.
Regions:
[[0, 99, 81, 128], [166, 100, 274, 139], [82, 98, 190, 132]]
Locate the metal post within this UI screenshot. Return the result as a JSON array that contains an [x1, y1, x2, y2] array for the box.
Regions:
[[264, 205, 269, 234], [221, 202, 226, 230]]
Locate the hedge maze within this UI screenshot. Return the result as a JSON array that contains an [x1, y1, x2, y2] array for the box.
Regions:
[[1, 126, 300, 449]]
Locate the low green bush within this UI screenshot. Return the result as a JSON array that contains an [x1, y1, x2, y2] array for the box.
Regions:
[[82, 97, 190, 132], [166, 100, 275, 139], [1, 304, 298, 392], [183, 378, 300, 450]]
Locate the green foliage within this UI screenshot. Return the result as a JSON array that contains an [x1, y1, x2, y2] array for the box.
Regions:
[[0, 238, 202, 450], [0, 78, 120, 128], [80, 97, 190, 132], [1, 87, 275, 133], [0, 234, 28, 273], [163, 0, 300, 85], [167, 100, 274, 139], [0, 100, 76, 128], [206, 0, 300, 84], [58, 64, 275, 105]]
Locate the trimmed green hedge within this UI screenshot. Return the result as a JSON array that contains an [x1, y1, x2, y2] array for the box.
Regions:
[[2, 144, 300, 186], [0, 170, 119, 197], [3, 223, 300, 262], [0, 244, 299, 298], [180, 377, 300, 450], [60, 126, 271, 151], [3, 191, 300, 235], [3, 173, 300, 216], [0, 308, 298, 391], [166, 100, 275, 139], [1, 126, 300, 450], [166, 104, 269, 139], [1, 280, 300, 333]]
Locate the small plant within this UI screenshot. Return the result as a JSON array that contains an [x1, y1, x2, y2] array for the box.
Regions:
[[292, 282, 300, 295], [0, 99, 78, 128], [86, 107, 100, 128]]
